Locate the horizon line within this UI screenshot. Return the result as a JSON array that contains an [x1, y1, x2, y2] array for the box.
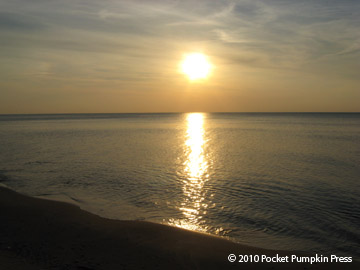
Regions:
[[1, 111, 359, 116]]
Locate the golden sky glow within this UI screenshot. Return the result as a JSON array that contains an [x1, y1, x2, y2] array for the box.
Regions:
[[0, 0, 359, 113]]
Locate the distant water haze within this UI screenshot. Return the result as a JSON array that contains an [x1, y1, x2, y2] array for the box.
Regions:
[[0, 113, 359, 257]]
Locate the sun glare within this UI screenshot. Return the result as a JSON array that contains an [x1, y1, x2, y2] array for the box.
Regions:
[[181, 53, 212, 81]]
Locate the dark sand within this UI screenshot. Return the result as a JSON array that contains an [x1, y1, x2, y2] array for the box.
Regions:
[[0, 187, 358, 269]]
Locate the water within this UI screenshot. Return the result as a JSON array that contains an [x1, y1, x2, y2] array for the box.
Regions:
[[0, 113, 359, 257]]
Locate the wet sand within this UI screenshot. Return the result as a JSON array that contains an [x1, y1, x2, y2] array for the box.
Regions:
[[0, 187, 358, 269]]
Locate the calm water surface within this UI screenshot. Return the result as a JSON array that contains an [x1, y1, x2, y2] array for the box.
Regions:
[[0, 113, 359, 257]]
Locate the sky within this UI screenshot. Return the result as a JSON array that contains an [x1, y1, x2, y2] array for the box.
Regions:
[[0, 0, 359, 113]]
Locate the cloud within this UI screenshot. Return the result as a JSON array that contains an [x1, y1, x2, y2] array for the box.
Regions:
[[0, 0, 359, 88], [0, 11, 46, 31]]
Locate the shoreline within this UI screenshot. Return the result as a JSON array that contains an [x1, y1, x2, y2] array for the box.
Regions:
[[0, 187, 358, 269]]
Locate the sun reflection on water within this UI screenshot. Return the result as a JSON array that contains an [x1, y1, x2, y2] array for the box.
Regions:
[[184, 113, 208, 180], [168, 113, 210, 232]]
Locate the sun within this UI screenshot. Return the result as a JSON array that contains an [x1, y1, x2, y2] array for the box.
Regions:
[[181, 53, 212, 81]]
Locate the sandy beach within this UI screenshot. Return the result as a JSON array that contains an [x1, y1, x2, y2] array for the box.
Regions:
[[0, 186, 358, 270]]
